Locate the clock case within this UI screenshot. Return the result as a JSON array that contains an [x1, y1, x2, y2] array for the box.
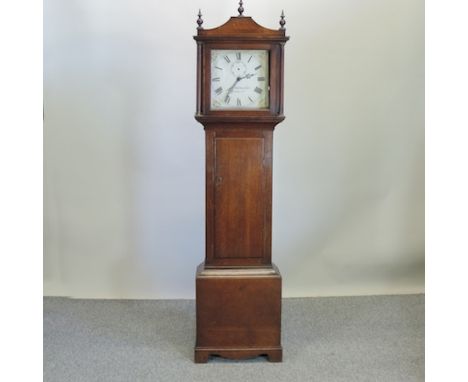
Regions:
[[195, 16, 288, 120], [194, 14, 289, 363]]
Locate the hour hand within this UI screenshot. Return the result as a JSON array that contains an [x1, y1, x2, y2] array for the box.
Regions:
[[240, 73, 255, 80]]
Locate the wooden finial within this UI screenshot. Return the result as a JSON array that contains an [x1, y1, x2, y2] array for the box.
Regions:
[[197, 9, 203, 30], [238, 1, 244, 16], [279, 10, 286, 30]]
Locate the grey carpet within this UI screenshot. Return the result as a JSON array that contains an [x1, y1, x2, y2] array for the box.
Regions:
[[44, 295, 424, 382]]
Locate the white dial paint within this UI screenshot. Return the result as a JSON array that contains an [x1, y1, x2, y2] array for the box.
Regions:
[[210, 50, 269, 110]]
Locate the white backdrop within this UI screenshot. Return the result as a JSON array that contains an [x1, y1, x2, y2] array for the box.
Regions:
[[44, 0, 424, 299]]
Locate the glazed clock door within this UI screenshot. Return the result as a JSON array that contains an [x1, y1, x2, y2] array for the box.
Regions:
[[210, 49, 269, 110], [206, 128, 273, 267]]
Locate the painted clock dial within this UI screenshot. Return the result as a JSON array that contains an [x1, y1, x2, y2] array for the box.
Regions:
[[210, 49, 269, 110]]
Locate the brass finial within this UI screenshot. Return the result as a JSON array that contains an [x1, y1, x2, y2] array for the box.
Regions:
[[238, 1, 244, 16], [279, 10, 286, 29], [197, 9, 203, 30]]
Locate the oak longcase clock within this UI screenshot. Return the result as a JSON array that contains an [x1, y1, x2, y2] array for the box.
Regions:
[[193, 1, 289, 363]]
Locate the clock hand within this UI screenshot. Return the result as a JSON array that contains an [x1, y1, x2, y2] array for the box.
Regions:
[[240, 73, 255, 80], [228, 78, 240, 92], [234, 73, 255, 82], [225, 77, 241, 98], [223, 73, 257, 102], [225, 74, 256, 99]]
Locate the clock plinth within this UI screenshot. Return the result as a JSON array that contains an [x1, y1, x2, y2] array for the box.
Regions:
[[193, 7, 288, 363], [195, 263, 282, 363]]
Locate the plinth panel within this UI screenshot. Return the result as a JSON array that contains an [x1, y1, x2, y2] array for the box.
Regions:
[[195, 263, 282, 363]]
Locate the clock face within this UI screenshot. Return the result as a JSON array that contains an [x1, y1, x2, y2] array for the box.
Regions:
[[210, 49, 269, 110]]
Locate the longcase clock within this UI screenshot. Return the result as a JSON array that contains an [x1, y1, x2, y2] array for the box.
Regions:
[[193, 1, 289, 363]]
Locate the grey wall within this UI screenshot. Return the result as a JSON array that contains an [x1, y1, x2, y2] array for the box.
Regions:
[[44, 0, 424, 299]]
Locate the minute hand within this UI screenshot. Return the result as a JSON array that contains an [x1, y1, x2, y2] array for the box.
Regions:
[[226, 78, 241, 96]]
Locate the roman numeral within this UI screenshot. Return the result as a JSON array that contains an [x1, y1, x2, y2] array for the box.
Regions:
[[215, 66, 223, 70], [236, 52, 241, 60], [254, 87, 263, 94], [255, 65, 262, 70], [257, 77, 265, 81], [248, 96, 254, 103], [237, 98, 242, 107], [212, 77, 220, 82], [224, 56, 231, 63], [225, 95, 231, 104], [248, 56, 253, 63], [215, 87, 223, 95]]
